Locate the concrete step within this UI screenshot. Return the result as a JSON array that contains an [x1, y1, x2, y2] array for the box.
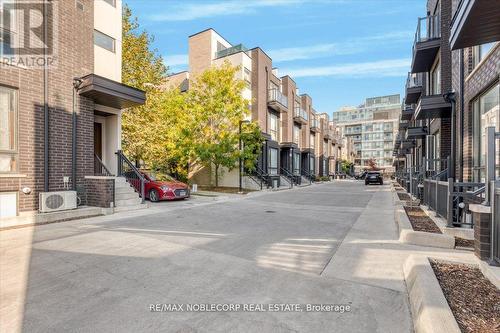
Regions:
[[115, 186, 136, 195], [115, 197, 143, 207], [115, 191, 140, 200], [114, 203, 149, 213]]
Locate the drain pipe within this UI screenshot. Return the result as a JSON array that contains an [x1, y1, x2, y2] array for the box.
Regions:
[[459, 49, 465, 182], [443, 92, 456, 180], [72, 78, 83, 191], [43, 0, 49, 191]]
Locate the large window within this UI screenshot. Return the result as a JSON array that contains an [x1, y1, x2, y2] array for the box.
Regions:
[[243, 67, 251, 89], [293, 125, 300, 145], [268, 112, 279, 141], [268, 147, 278, 175], [473, 83, 499, 182], [94, 30, 115, 52], [473, 43, 496, 68], [310, 133, 315, 149], [0, 3, 17, 57], [0, 86, 17, 172], [293, 152, 300, 175], [430, 58, 441, 95]]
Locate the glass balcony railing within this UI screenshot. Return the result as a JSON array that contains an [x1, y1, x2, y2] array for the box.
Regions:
[[268, 88, 288, 108], [406, 72, 423, 88], [294, 106, 308, 121], [215, 44, 249, 59], [414, 14, 441, 44]]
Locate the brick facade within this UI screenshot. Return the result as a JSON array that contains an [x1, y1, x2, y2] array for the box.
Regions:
[[0, 0, 95, 213], [473, 210, 492, 260], [85, 178, 115, 208]]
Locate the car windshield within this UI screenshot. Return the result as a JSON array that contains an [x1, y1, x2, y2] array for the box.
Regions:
[[146, 172, 176, 182], [367, 172, 380, 176]]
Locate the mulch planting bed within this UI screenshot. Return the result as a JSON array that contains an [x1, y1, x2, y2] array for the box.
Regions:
[[430, 260, 500, 333], [454, 237, 474, 249], [403, 206, 442, 233], [397, 192, 411, 201]]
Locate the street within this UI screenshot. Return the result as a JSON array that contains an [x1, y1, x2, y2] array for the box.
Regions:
[[1, 181, 414, 332]]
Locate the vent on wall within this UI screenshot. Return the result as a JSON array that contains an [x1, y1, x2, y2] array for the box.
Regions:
[[76, 1, 84, 11]]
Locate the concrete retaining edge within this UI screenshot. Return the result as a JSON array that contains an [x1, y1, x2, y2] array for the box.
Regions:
[[420, 205, 474, 240], [403, 255, 461, 333], [395, 206, 455, 249]]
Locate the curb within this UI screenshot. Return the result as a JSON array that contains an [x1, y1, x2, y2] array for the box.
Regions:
[[403, 255, 461, 333], [420, 205, 474, 240], [395, 206, 455, 249]]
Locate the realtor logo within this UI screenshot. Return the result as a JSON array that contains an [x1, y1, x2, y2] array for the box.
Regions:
[[0, 0, 58, 68]]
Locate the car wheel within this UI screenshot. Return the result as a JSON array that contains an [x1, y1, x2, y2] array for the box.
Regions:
[[149, 189, 159, 202]]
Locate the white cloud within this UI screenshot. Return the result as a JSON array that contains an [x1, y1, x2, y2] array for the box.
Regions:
[[164, 54, 188, 67], [281, 58, 410, 78], [268, 31, 413, 62], [149, 0, 304, 22]]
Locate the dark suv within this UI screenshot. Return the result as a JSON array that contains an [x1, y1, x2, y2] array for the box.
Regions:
[[365, 171, 383, 185]]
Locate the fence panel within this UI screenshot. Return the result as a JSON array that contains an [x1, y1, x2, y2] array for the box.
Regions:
[[494, 184, 500, 264], [436, 181, 448, 218]]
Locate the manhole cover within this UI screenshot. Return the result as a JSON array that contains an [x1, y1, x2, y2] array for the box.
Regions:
[[265, 210, 276, 213]]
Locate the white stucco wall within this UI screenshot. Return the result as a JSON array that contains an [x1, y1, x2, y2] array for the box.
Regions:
[[94, 0, 122, 82]]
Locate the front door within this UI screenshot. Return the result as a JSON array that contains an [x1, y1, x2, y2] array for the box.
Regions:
[[94, 122, 102, 174]]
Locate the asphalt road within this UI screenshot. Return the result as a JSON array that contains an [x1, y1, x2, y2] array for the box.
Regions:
[[0, 181, 412, 333]]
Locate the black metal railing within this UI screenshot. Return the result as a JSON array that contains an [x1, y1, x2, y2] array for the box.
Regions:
[[280, 167, 294, 188], [116, 150, 145, 203], [94, 153, 113, 176]]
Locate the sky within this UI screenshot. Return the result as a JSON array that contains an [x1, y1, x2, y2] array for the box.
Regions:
[[124, 0, 426, 117]]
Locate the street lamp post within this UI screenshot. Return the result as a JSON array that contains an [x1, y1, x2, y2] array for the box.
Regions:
[[239, 120, 250, 193]]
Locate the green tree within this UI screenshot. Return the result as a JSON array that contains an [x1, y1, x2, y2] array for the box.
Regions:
[[340, 160, 353, 174], [187, 62, 261, 187], [121, 5, 167, 163]]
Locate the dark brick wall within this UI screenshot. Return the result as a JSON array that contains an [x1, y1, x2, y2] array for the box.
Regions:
[[0, 0, 95, 212], [85, 178, 114, 208], [473, 211, 492, 260]]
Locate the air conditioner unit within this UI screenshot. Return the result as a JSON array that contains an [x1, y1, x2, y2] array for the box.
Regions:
[[39, 191, 77, 213]]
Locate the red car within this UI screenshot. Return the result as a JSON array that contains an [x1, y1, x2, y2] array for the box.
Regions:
[[132, 172, 190, 202]]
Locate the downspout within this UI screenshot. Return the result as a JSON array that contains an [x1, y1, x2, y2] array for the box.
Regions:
[[72, 78, 82, 191], [43, 0, 49, 191], [444, 92, 456, 180], [459, 49, 465, 182]]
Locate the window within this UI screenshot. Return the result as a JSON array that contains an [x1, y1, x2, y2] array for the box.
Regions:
[[268, 112, 279, 141], [309, 156, 315, 173], [310, 133, 315, 149], [430, 58, 441, 95], [473, 83, 499, 182], [293, 125, 300, 145], [293, 152, 300, 175], [434, 130, 441, 162], [102, 0, 116, 7], [0, 86, 17, 172], [473, 43, 496, 68], [243, 68, 251, 89], [268, 148, 278, 175], [94, 30, 115, 52], [0, 3, 17, 57]]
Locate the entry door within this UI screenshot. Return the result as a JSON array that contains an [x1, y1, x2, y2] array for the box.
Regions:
[[94, 122, 102, 174]]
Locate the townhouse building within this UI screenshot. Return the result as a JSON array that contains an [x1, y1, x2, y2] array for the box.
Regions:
[[168, 29, 340, 188], [333, 94, 400, 173], [395, 0, 499, 264], [0, 0, 146, 222]]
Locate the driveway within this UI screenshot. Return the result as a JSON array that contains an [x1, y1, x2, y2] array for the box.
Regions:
[[1, 181, 413, 333]]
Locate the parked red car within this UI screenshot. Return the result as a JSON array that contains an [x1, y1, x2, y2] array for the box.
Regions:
[[140, 172, 190, 202]]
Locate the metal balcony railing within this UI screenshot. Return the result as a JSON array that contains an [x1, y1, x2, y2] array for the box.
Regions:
[[294, 105, 308, 121], [215, 44, 249, 59], [310, 117, 319, 128], [268, 88, 288, 108]]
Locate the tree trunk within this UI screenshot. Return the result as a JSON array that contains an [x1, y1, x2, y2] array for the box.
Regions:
[[215, 164, 219, 187]]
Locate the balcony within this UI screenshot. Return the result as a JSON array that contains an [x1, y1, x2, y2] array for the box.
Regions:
[[450, 0, 500, 50], [405, 72, 423, 104], [406, 126, 428, 139], [215, 44, 249, 59], [401, 140, 416, 149], [411, 15, 441, 73], [323, 130, 333, 140], [401, 105, 414, 121], [293, 105, 308, 124], [399, 120, 409, 130], [268, 89, 288, 113], [310, 117, 320, 132], [414, 95, 452, 120]]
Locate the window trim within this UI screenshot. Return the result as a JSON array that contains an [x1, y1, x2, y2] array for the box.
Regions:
[[467, 42, 499, 82], [0, 85, 19, 174]]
